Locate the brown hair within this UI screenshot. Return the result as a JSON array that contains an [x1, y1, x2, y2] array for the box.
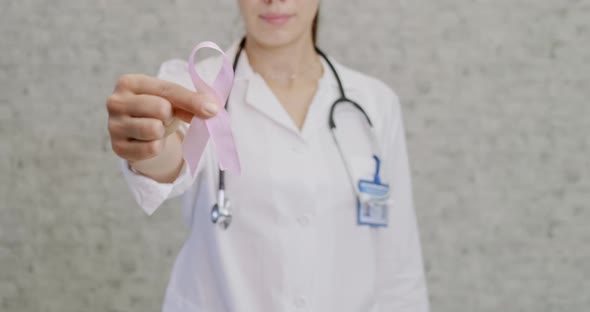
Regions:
[[312, 10, 319, 45]]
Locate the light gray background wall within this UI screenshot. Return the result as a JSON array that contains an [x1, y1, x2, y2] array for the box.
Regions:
[[1, 0, 588, 311]]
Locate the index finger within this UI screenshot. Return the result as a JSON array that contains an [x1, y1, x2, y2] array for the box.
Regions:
[[122, 74, 219, 119]]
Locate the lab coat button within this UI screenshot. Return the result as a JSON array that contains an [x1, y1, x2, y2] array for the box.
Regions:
[[293, 295, 307, 308], [298, 215, 310, 226], [292, 144, 309, 154]]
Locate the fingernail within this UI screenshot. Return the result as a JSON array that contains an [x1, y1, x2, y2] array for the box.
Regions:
[[203, 102, 219, 116]]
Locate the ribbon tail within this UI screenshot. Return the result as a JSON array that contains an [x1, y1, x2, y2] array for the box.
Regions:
[[206, 109, 241, 174], [183, 117, 210, 176]]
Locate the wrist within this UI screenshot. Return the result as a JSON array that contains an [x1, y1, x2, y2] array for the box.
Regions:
[[128, 130, 185, 182]]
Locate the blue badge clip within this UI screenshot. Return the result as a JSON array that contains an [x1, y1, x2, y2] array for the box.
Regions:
[[356, 155, 390, 227]]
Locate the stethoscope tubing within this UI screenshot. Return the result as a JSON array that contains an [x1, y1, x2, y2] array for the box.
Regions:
[[212, 37, 377, 228]]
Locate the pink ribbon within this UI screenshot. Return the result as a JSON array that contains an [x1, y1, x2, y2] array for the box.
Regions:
[[183, 41, 241, 176]]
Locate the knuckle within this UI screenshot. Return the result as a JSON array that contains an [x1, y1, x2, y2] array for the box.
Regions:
[[117, 75, 132, 89], [136, 121, 149, 137], [128, 122, 142, 139], [155, 122, 166, 137], [111, 140, 125, 156], [107, 119, 118, 135], [106, 95, 121, 113], [144, 140, 162, 157], [154, 99, 170, 120], [144, 120, 163, 138]]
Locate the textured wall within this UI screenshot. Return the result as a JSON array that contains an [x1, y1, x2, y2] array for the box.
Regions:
[[1, 0, 589, 311]]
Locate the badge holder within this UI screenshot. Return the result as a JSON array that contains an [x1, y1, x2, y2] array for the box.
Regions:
[[357, 155, 390, 227]]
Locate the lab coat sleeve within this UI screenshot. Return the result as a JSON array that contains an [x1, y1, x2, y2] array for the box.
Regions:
[[118, 59, 201, 216], [378, 91, 430, 311], [120, 153, 195, 216]]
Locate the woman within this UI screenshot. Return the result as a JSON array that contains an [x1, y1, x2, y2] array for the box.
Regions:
[[106, 0, 429, 311]]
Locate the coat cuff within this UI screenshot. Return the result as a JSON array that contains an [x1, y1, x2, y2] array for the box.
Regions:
[[120, 158, 192, 216]]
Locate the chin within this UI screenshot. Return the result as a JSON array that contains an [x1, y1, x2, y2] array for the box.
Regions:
[[248, 28, 305, 49]]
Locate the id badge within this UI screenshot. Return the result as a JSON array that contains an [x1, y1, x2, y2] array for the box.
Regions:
[[356, 155, 390, 227], [357, 180, 390, 227]]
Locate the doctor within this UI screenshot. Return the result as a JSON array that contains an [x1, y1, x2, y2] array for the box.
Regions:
[[106, 0, 429, 311]]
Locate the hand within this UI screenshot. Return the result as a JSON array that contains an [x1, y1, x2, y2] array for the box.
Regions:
[[107, 74, 219, 163]]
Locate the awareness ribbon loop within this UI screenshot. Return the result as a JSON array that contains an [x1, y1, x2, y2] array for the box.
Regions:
[[183, 41, 241, 176]]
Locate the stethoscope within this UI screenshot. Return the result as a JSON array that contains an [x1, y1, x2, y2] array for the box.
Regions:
[[211, 38, 376, 229]]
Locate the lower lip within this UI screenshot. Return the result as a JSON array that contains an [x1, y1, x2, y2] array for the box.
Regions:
[[260, 15, 292, 25]]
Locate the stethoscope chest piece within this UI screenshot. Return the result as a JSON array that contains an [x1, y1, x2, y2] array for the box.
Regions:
[[211, 190, 232, 229]]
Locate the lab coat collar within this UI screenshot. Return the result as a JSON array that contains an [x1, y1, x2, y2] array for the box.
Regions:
[[224, 40, 353, 138], [225, 39, 352, 90]]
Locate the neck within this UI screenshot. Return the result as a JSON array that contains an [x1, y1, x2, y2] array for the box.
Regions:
[[245, 35, 319, 81]]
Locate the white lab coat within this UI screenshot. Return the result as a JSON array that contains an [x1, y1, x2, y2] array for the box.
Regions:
[[121, 41, 429, 312]]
